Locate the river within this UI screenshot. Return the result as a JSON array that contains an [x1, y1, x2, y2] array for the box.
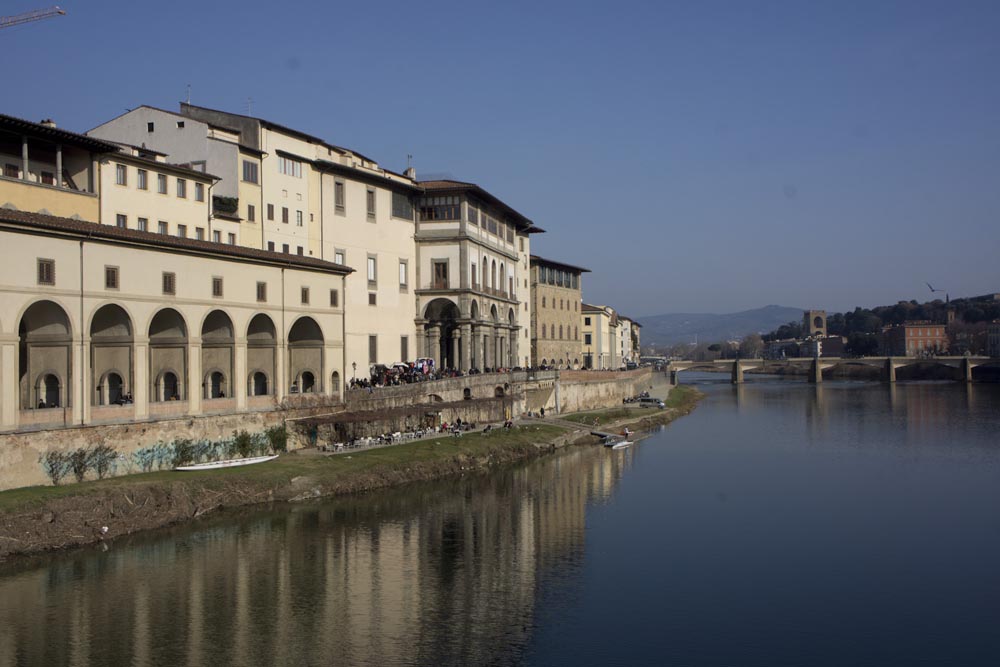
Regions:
[[2, 376, 999, 666]]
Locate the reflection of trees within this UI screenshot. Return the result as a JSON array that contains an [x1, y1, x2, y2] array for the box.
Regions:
[[0, 446, 627, 666]]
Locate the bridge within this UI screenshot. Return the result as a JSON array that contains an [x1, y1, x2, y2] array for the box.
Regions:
[[667, 356, 997, 384]]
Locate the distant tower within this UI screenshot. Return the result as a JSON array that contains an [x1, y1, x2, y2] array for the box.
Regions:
[[803, 310, 827, 337]]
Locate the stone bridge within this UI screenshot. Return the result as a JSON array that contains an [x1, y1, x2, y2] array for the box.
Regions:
[[667, 357, 997, 384]]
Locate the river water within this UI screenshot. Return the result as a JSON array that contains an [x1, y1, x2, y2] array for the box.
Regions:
[[2, 376, 999, 666]]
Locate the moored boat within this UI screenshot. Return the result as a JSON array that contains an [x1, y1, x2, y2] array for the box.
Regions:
[[175, 454, 279, 471]]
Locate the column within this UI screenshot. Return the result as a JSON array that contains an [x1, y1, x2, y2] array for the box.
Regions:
[[0, 339, 17, 429], [427, 325, 441, 368], [81, 337, 92, 424], [55, 144, 62, 188], [809, 358, 822, 383], [450, 331, 460, 370], [416, 327, 426, 361], [485, 328, 493, 370], [21, 136, 29, 181], [275, 344, 287, 401], [460, 323, 472, 372], [134, 338, 149, 420], [962, 357, 973, 383], [885, 358, 896, 383], [187, 340, 202, 414], [509, 329, 518, 368], [731, 361, 743, 384], [71, 336, 84, 425], [235, 341, 248, 410], [323, 344, 337, 396]]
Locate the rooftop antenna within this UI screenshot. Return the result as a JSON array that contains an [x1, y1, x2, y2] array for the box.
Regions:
[[186, 84, 191, 104], [407, 154, 413, 169], [246, 97, 253, 116]]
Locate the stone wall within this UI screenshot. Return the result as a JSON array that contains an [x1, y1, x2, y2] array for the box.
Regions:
[[553, 367, 653, 414]]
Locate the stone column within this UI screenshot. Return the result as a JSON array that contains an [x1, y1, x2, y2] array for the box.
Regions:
[[427, 325, 441, 368], [509, 329, 518, 368], [963, 357, 974, 383], [188, 340, 202, 414], [415, 327, 426, 360], [134, 338, 149, 420], [885, 358, 896, 383], [21, 136, 29, 181], [323, 344, 337, 395], [235, 341, 248, 410], [809, 358, 822, 384], [71, 335, 84, 425], [460, 323, 472, 371], [275, 343, 287, 401], [0, 338, 17, 430], [485, 328, 493, 370], [81, 337, 92, 424], [450, 331, 460, 370], [55, 144, 62, 188], [731, 360, 743, 384]]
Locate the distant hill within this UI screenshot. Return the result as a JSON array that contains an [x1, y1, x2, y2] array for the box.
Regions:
[[639, 305, 804, 347]]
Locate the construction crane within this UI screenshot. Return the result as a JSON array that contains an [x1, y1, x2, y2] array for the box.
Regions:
[[0, 6, 66, 30]]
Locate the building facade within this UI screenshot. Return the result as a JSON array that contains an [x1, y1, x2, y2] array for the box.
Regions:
[[880, 321, 948, 356], [617, 315, 641, 367], [529, 256, 588, 368], [581, 304, 618, 369], [413, 180, 541, 371], [987, 321, 1000, 358]]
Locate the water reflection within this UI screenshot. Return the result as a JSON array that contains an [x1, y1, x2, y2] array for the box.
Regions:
[[0, 445, 631, 667]]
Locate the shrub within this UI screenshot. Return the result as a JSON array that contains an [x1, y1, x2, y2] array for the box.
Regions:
[[39, 451, 70, 486], [69, 448, 90, 483], [266, 425, 288, 453], [89, 445, 118, 479], [233, 430, 254, 458], [171, 439, 195, 467]]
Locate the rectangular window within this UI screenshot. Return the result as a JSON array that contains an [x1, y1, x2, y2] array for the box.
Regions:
[[115, 164, 127, 186], [177, 224, 187, 238], [433, 260, 448, 290], [366, 187, 376, 220], [3, 163, 19, 178], [398, 260, 408, 288], [468, 204, 478, 225], [267, 203, 274, 221], [334, 249, 345, 265], [256, 282, 267, 302], [158, 220, 168, 234], [301, 287, 310, 305], [296, 210, 303, 226], [137, 169, 148, 190], [162, 272, 176, 295], [584, 317, 591, 326], [247, 204, 256, 222], [281, 207, 289, 224], [334, 180, 345, 213], [104, 265, 119, 290], [212, 276, 223, 298], [195, 182, 204, 201], [282, 243, 289, 254], [391, 192, 413, 219], [37, 258, 55, 285], [368, 335, 377, 364], [176, 179, 187, 198], [401, 336, 409, 362], [116, 214, 127, 229], [213, 230, 221, 243], [147, 122, 154, 132], [297, 246, 303, 256], [228, 233, 236, 245], [329, 289, 339, 307], [41, 170, 55, 185], [585, 334, 592, 345], [418, 195, 461, 221], [157, 174, 167, 194], [242, 160, 259, 184], [278, 156, 302, 178], [137, 217, 148, 232], [267, 241, 275, 252], [368, 292, 377, 306], [195, 228, 206, 240], [367, 256, 377, 284], [471, 262, 478, 287]]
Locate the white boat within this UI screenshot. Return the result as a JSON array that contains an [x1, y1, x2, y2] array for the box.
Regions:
[[603, 436, 632, 450], [175, 454, 279, 471]]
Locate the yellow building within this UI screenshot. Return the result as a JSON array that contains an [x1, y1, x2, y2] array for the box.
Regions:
[[529, 255, 588, 368], [581, 303, 618, 369]]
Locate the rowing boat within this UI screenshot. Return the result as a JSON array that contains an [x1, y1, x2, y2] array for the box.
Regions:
[[175, 454, 278, 471]]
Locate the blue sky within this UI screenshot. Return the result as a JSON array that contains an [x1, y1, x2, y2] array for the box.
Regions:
[[4, 0, 998, 316]]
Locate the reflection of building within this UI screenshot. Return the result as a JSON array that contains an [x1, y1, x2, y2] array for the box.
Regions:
[[880, 321, 948, 356], [529, 255, 588, 368], [581, 303, 618, 369]]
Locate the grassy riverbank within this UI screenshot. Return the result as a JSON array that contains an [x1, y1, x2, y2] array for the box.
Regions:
[[0, 385, 701, 561]]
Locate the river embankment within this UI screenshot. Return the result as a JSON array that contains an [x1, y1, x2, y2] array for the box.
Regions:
[[0, 385, 700, 560]]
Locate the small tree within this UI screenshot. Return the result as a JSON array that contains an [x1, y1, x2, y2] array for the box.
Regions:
[[89, 445, 118, 480], [39, 451, 70, 486], [69, 448, 90, 483], [233, 430, 254, 458], [266, 425, 288, 453]]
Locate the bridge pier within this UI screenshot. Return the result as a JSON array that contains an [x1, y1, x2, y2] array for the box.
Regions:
[[731, 361, 743, 385], [885, 358, 896, 383], [963, 357, 973, 383], [670, 370, 678, 385], [808, 358, 822, 383]]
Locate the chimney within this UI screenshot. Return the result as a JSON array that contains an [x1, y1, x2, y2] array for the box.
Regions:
[[39, 119, 57, 128], [404, 166, 416, 180]]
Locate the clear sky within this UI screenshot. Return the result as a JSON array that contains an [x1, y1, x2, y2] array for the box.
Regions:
[[4, 0, 998, 316]]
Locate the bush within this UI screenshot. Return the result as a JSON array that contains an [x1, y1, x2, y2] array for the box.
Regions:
[[233, 430, 254, 459], [171, 439, 195, 467], [89, 445, 118, 479], [39, 451, 70, 486], [266, 425, 288, 453]]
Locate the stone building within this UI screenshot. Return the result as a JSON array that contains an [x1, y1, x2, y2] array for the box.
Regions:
[[989, 321, 1000, 358], [880, 321, 948, 356], [0, 207, 349, 433], [581, 304, 618, 369], [803, 310, 827, 337], [529, 255, 588, 368], [413, 180, 542, 371], [616, 315, 641, 367]]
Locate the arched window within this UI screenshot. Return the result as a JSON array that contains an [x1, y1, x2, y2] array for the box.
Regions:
[[209, 371, 226, 398], [541, 324, 546, 338], [251, 371, 268, 396], [463, 387, 472, 400], [559, 325, 563, 339], [106, 372, 123, 405], [42, 374, 60, 407], [162, 372, 179, 401], [301, 371, 316, 393], [542, 296, 546, 308]]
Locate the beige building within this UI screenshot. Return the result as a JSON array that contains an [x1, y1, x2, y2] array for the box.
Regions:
[[581, 303, 618, 369], [0, 207, 349, 433], [529, 255, 588, 368], [414, 180, 542, 370], [616, 315, 641, 366]]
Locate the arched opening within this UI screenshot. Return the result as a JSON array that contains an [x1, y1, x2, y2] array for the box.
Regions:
[[250, 371, 269, 396], [247, 314, 277, 397], [288, 316, 324, 395], [499, 263, 506, 294], [491, 260, 497, 289], [149, 308, 187, 402], [463, 387, 472, 400], [481, 257, 488, 291], [19, 300, 72, 411], [423, 298, 461, 370], [91, 304, 133, 406], [331, 371, 341, 399], [428, 394, 443, 403], [494, 386, 505, 398], [202, 311, 234, 401]]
